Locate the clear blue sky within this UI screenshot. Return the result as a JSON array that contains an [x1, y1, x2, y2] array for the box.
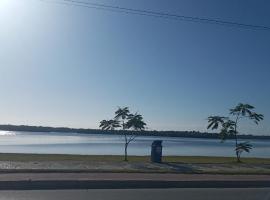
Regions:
[[0, 0, 269, 135]]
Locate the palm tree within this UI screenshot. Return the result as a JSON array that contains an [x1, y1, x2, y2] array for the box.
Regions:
[[207, 103, 264, 162], [100, 107, 147, 161], [230, 103, 263, 161], [124, 113, 146, 161]]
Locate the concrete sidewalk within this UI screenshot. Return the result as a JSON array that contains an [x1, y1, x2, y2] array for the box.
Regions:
[[0, 173, 269, 190], [0, 173, 270, 181]]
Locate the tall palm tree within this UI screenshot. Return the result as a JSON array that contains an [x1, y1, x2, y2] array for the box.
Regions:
[[123, 113, 146, 161], [100, 107, 147, 161], [230, 103, 263, 161], [207, 103, 264, 162]]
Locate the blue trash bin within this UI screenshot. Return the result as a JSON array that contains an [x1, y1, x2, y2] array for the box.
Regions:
[[151, 140, 163, 163]]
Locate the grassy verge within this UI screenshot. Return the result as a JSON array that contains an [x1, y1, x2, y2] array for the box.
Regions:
[[163, 156, 270, 164], [0, 153, 270, 164]]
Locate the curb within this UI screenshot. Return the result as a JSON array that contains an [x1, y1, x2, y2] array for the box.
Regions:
[[0, 180, 269, 190]]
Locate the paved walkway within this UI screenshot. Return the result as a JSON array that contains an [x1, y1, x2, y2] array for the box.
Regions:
[[0, 173, 269, 182], [0, 188, 270, 200], [0, 173, 269, 189]]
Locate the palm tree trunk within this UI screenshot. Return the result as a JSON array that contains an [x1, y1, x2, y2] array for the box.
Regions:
[[124, 143, 128, 161], [236, 152, 241, 162], [124, 133, 128, 161], [235, 133, 240, 162], [235, 113, 240, 162]]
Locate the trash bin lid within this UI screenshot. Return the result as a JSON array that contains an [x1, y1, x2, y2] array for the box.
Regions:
[[152, 140, 162, 146]]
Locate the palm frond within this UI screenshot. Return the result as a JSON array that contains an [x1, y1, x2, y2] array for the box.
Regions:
[[207, 116, 227, 130], [126, 113, 146, 131], [235, 142, 253, 154], [250, 112, 264, 124], [230, 103, 255, 117], [114, 107, 130, 120], [99, 119, 120, 130]]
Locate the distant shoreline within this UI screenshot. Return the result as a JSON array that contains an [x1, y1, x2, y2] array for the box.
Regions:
[[0, 124, 269, 140]]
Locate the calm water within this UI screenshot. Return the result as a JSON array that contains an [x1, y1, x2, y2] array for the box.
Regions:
[[0, 131, 269, 158]]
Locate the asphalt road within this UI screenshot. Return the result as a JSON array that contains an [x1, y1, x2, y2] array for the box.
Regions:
[[0, 188, 269, 200]]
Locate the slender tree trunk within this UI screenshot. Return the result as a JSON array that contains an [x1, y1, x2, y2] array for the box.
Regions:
[[236, 153, 241, 162], [122, 119, 129, 161], [124, 143, 128, 161], [235, 113, 240, 162], [124, 133, 128, 161], [235, 133, 240, 162]]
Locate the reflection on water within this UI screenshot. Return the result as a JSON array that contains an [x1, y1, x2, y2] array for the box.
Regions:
[[0, 131, 269, 158], [0, 131, 16, 136]]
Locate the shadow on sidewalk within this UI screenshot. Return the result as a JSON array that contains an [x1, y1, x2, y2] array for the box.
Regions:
[[161, 162, 198, 173]]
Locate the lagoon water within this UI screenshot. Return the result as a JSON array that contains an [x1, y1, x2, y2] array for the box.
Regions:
[[0, 131, 269, 158]]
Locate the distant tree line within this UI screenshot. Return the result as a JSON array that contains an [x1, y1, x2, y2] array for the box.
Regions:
[[0, 124, 269, 140]]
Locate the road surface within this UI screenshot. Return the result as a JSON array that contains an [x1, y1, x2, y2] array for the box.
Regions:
[[0, 188, 269, 200]]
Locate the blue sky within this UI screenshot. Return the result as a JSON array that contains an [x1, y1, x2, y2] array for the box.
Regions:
[[0, 0, 269, 135]]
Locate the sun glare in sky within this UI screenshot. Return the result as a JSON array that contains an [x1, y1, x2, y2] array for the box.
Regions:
[[0, 0, 10, 7], [0, 0, 13, 15]]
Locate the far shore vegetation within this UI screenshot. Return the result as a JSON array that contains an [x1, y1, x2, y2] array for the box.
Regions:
[[0, 124, 269, 140]]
